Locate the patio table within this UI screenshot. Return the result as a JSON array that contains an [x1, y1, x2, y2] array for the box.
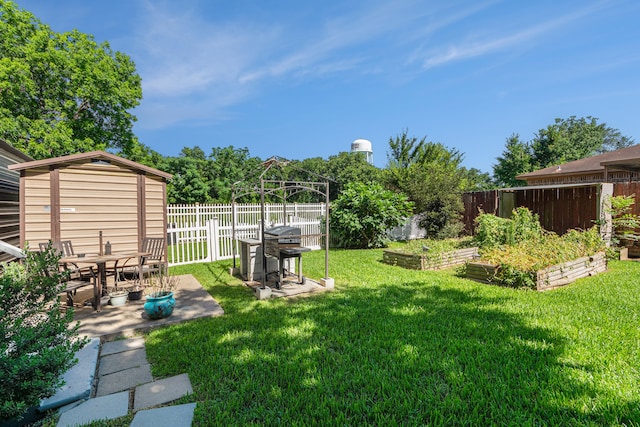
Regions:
[[60, 252, 150, 311]]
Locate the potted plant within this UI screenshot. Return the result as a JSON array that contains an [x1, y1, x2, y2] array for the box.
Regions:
[[143, 271, 180, 320], [126, 278, 144, 301]]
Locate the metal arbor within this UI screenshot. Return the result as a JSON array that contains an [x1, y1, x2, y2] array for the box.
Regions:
[[231, 156, 331, 288]]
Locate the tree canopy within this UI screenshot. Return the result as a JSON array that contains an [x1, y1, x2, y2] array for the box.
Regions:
[[493, 117, 634, 187], [0, 0, 143, 159]]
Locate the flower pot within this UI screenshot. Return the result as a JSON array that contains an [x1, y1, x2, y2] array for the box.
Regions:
[[128, 288, 143, 301], [143, 291, 175, 320], [109, 291, 128, 307]]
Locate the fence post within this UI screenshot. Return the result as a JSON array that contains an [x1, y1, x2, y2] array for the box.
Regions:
[[207, 218, 220, 261]]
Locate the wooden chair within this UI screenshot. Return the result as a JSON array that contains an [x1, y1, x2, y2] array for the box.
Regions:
[[141, 237, 167, 275]]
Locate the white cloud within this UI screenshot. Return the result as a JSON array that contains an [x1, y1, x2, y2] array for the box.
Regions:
[[419, 2, 607, 70]]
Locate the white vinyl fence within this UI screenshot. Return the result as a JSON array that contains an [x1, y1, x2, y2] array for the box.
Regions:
[[166, 203, 325, 266]]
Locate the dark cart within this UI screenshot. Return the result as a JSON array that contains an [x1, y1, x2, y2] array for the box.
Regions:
[[264, 225, 310, 288]]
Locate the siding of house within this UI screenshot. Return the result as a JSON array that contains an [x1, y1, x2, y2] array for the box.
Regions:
[[0, 147, 29, 260]]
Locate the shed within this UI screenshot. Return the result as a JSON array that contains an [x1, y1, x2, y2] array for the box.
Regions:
[[0, 140, 33, 261], [8, 151, 172, 257]]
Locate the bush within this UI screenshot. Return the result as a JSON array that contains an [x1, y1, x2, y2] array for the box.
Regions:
[[478, 227, 606, 289], [473, 207, 544, 249], [330, 182, 413, 249], [0, 247, 87, 422]]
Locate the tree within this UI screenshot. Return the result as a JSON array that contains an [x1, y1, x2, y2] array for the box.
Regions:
[[492, 134, 532, 187], [0, 247, 87, 421], [493, 116, 634, 186], [164, 147, 211, 204], [385, 130, 467, 238], [330, 182, 413, 249], [0, 0, 143, 159], [386, 129, 464, 192], [403, 163, 465, 238], [208, 146, 262, 203]]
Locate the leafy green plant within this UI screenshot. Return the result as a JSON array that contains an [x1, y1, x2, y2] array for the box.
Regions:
[[0, 247, 87, 422], [473, 207, 545, 250], [330, 182, 414, 249], [479, 227, 606, 289], [391, 237, 474, 256], [605, 194, 640, 247]]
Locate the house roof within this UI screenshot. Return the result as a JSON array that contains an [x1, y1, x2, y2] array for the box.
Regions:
[[8, 150, 172, 179], [0, 140, 33, 162], [516, 144, 640, 180]]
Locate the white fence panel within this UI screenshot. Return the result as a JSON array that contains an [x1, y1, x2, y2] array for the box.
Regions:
[[167, 203, 325, 266]]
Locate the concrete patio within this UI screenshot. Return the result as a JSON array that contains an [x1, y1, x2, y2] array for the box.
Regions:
[[69, 274, 224, 340]]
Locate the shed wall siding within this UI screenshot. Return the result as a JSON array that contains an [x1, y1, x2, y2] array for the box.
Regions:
[[144, 176, 165, 238], [57, 166, 139, 254], [23, 169, 52, 246]]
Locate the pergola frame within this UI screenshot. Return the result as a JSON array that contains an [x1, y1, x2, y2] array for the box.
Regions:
[[231, 156, 331, 288]]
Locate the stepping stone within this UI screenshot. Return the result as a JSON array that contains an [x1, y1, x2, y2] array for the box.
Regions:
[[101, 337, 145, 356], [134, 373, 193, 411], [56, 390, 129, 427], [96, 364, 153, 397], [130, 402, 197, 427], [99, 347, 148, 375], [38, 338, 101, 411]]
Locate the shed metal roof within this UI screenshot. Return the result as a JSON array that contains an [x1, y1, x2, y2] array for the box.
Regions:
[[8, 150, 172, 179]]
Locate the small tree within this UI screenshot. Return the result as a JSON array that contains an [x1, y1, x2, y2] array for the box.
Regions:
[[0, 247, 87, 422], [606, 194, 640, 247], [330, 182, 413, 249]]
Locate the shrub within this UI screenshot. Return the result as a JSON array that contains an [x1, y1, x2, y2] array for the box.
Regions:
[[473, 207, 544, 250], [0, 247, 87, 422], [478, 226, 606, 289], [605, 194, 640, 247], [330, 182, 413, 249]]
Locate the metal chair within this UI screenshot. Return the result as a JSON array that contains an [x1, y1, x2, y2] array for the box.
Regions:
[[38, 241, 97, 307]]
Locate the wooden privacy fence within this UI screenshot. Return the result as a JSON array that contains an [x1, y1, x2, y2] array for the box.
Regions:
[[166, 203, 325, 266], [463, 184, 613, 236]]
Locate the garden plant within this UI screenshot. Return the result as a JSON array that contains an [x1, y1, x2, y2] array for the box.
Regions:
[[0, 247, 86, 422]]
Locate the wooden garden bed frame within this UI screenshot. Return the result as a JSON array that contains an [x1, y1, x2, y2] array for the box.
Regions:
[[465, 252, 607, 291], [383, 247, 479, 271]]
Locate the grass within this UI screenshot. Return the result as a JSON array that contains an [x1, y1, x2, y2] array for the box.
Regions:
[[140, 248, 640, 426]]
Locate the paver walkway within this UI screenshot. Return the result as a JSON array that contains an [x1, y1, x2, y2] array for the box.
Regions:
[[56, 337, 196, 427]]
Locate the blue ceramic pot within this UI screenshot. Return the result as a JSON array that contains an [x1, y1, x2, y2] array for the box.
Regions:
[[143, 291, 175, 320]]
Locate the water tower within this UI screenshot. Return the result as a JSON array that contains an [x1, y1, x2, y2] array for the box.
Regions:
[[351, 138, 373, 164]]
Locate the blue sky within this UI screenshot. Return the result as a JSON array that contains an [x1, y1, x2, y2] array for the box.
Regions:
[[13, 0, 640, 174]]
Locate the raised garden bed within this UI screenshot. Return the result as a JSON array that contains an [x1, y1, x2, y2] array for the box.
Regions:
[[466, 252, 607, 291], [383, 247, 479, 271]]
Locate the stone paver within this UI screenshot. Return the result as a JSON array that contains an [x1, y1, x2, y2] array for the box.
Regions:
[[99, 347, 148, 375], [100, 337, 145, 356], [130, 402, 197, 427], [96, 364, 153, 397], [57, 390, 129, 427], [39, 338, 101, 411], [134, 373, 193, 411]]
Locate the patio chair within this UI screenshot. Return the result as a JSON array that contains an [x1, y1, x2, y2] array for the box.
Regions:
[[114, 237, 166, 285], [141, 237, 167, 276], [38, 244, 98, 307], [39, 240, 93, 281]]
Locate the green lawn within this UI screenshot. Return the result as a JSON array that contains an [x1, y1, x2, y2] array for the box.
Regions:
[[144, 249, 640, 426]]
